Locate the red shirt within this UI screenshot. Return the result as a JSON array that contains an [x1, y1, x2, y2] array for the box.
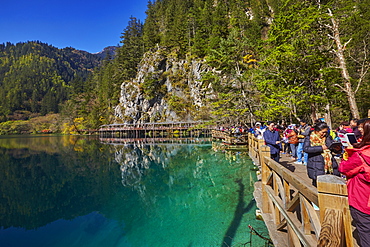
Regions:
[[340, 146, 370, 214]]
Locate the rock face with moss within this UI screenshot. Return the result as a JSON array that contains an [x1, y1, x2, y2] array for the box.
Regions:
[[114, 47, 215, 123]]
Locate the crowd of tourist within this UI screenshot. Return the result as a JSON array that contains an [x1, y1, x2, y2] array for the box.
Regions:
[[248, 117, 370, 246]]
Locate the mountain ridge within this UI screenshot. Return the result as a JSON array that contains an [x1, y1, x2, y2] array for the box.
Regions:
[[0, 41, 107, 119]]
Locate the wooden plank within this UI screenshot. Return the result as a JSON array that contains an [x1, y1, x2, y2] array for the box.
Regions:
[[301, 194, 321, 238], [318, 208, 343, 246], [287, 224, 301, 247], [273, 171, 282, 224], [318, 193, 349, 222], [251, 139, 355, 247], [317, 176, 355, 247], [268, 194, 277, 225], [342, 205, 356, 247], [261, 146, 272, 213], [287, 193, 300, 212], [284, 180, 290, 205], [273, 171, 287, 206], [317, 175, 347, 196], [300, 195, 311, 235], [265, 185, 317, 247], [277, 218, 287, 231], [253, 181, 288, 247], [265, 157, 318, 205]]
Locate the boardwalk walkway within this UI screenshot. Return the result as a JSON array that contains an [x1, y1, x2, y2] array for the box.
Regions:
[[99, 121, 211, 139], [247, 133, 359, 247], [277, 153, 310, 180], [253, 153, 316, 247]]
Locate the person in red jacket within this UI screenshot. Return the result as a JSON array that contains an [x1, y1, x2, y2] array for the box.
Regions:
[[340, 119, 370, 247]]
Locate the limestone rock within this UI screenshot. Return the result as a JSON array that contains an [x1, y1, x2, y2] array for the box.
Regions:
[[114, 47, 215, 123]]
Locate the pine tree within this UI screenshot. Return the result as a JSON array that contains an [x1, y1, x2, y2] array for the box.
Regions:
[[143, 1, 160, 50], [116, 16, 144, 81]]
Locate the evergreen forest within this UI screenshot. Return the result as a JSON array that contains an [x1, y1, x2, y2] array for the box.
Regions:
[[0, 41, 103, 118], [1, 0, 370, 133]]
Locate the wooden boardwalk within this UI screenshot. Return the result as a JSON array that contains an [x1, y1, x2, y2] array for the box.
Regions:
[[247, 133, 359, 247], [277, 153, 310, 180], [99, 121, 211, 139], [253, 153, 316, 247]]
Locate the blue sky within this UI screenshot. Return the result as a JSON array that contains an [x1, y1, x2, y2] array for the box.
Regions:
[[0, 0, 149, 53]]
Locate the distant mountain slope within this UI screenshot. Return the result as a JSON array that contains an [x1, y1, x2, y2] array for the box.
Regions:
[[0, 41, 103, 119], [94, 46, 118, 60]]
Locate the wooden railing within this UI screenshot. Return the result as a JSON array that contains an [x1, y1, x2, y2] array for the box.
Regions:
[[248, 132, 265, 166], [248, 133, 357, 247], [211, 130, 228, 140]]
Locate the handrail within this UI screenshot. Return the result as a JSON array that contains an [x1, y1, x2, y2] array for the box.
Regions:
[[248, 133, 356, 247]]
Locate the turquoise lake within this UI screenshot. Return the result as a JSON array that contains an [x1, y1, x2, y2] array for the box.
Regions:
[[0, 135, 269, 247]]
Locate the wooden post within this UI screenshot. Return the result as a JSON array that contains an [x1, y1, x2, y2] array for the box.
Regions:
[[317, 175, 354, 247], [260, 145, 271, 213], [248, 133, 254, 158], [257, 139, 265, 165], [368, 109, 370, 118]]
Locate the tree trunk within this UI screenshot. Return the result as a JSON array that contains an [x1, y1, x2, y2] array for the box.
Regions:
[[328, 9, 360, 119], [310, 103, 318, 124], [324, 103, 332, 129]]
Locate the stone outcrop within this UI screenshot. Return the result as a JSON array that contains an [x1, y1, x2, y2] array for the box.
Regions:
[[114, 47, 215, 123]]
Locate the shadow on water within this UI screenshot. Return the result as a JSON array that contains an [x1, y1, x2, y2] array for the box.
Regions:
[[221, 179, 255, 247]]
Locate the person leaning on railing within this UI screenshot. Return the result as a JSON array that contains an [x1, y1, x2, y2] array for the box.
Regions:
[[340, 119, 370, 247]]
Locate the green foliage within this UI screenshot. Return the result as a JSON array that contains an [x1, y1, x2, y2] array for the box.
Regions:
[[0, 113, 62, 135], [0, 41, 101, 120], [167, 94, 195, 119], [254, 0, 350, 121], [140, 73, 168, 99], [4, 0, 370, 127], [116, 16, 144, 81]]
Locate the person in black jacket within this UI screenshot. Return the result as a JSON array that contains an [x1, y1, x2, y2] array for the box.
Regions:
[[263, 121, 282, 162], [303, 122, 340, 186]]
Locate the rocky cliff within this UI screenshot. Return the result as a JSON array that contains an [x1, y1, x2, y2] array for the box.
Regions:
[[114, 47, 216, 123]]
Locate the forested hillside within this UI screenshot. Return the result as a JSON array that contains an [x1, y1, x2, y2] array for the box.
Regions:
[[0, 41, 103, 121], [78, 0, 369, 128], [1, 0, 369, 133]]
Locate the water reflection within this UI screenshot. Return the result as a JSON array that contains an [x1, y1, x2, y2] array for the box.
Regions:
[[0, 135, 119, 230], [0, 136, 268, 247]]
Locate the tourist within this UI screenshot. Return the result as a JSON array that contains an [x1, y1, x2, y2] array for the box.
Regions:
[[303, 122, 340, 187], [350, 118, 362, 140], [254, 122, 264, 140], [286, 124, 299, 160], [282, 126, 292, 155], [294, 119, 310, 165], [263, 121, 281, 162], [340, 119, 370, 247], [337, 121, 352, 134], [356, 118, 370, 143]]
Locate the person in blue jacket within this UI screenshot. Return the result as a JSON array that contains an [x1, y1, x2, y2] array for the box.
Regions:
[[263, 121, 282, 162]]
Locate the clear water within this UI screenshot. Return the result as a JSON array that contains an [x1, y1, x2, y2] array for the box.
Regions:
[[0, 136, 269, 247]]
